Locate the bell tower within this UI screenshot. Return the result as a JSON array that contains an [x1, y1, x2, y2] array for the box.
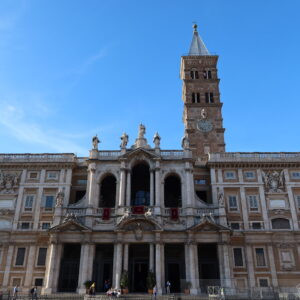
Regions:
[[180, 25, 225, 159]]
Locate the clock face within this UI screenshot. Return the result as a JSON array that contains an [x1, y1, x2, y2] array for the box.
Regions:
[[197, 119, 213, 132]]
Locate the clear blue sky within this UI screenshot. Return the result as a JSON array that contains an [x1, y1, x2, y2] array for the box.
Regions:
[[0, 0, 300, 156]]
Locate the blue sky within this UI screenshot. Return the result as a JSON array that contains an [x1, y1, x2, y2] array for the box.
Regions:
[[0, 0, 300, 156]]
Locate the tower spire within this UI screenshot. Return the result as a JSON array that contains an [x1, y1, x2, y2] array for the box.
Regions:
[[188, 24, 210, 55]]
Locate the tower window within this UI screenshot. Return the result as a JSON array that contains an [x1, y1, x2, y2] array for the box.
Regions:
[[192, 93, 200, 103], [205, 92, 214, 103], [190, 70, 199, 79], [203, 70, 212, 79]]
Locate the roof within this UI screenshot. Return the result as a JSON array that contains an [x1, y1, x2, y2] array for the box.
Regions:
[[188, 24, 210, 56]]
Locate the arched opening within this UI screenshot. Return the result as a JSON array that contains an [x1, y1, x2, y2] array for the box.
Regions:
[[164, 175, 182, 207], [271, 218, 290, 229], [131, 163, 150, 206], [99, 175, 116, 208]]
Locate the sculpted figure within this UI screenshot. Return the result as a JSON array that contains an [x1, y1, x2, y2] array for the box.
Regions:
[[153, 132, 161, 148], [92, 135, 100, 150], [138, 124, 146, 139], [217, 187, 225, 207], [56, 189, 65, 207], [200, 108, 208, 119], [181, 134, 190, 150], [120, 132, 129, 148]]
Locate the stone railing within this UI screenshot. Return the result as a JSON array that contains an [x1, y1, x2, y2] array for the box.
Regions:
[[94, 207, 116, 216], [98, 151, 121, 159], [161, 150, 185, 159], [0, 153, 76, 163], [209, 152, 300, 163], [63, 207, 87, 216], [196, 207, 218, 216]]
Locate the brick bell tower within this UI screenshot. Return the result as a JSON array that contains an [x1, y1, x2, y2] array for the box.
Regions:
[[180, 24, 225, 159]]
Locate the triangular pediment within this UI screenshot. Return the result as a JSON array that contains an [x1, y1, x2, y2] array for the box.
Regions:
[[50, 219, 91, 232], [189, 216, 230, 232], [121, 148, 160, 159]]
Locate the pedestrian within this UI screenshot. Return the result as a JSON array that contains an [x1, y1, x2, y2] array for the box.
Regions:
[[104, 280, 109, 292], [166, 280, 171, 294], [152, 285, 157, 299], [12, 285, 18, 300], [30, 286, 38, 300], [90, 282, 96, 295]]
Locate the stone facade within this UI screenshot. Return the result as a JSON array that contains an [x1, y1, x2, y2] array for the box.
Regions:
[[0, 27, 300, 297]]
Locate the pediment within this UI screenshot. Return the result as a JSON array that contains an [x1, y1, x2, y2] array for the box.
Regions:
[[50, 219, 91, 232], [117, 215, 162, 231], [189, 215, 230, 232], [120, 148, 159, 160]]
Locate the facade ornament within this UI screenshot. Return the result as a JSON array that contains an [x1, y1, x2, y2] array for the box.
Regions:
[[153, 132, 161, 148], [120, 132, 129, 149], [55, 189, 65, 207], [138, 124, 146, 139], [181, 133, 190, 150], [118, 208, 131, 225], [0, 171, 20, 194], [133, 124, 150, 148], [92, 135, 100, 150], [217, 187, 225, 207], [134, 222, 143, 240], [200, 108, 208, 119], [262, 170, 285, 193], [144, 207, 152, 218], [0, 208, 14, 216], [63, 212, 78, 223]]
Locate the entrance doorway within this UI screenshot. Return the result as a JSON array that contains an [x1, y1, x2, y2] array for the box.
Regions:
[[198, 244, 220, 293], [129, 244, 149, 292], [165, 244, 185, 293], [58, 244, 81, 292], [92, 244, 114, 292]]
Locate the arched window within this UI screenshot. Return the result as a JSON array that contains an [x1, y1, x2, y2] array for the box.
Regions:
[[131, 163, 150, 206], [99, 175, 116, 208], [271, 218, 290, 229], [164, 175, 182, 207]]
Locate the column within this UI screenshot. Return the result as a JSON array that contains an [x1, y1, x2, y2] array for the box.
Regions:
[[189, 244, 199, 294], [186, 164, 193, 207], [24, 245, 36, 288], [185, 244, 190, 282], [88, 163, 97, 207], [286, 185, 299, 230], [150, 171, 154, 206], [2, 245, 14, 287], [114, 243, 123, 289], [155, 243, 163, 294], [118, 164, 126, 207], [245, 245, 255, 288], [123, 244, 129, 271], [13, 169, 27, 230], [33, 169, 46, 230], [240, 187, 249, 230], [78, 243, 92, 294], [87, 244, 95, 283], [125, 171, 131, 206], [149, 243, 154, 271], [222, 243, 233, 288], [267, 245, 278, 288], [155, 163, 161, 207], [43, 242, 58, 294]]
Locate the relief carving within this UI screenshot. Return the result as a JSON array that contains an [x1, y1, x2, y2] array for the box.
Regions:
[[262, 170, 285, 193], [0, 171, 21, 194]]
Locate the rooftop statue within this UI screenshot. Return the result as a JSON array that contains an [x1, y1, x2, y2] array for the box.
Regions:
[[92, 135, 100, 150], [120, 132, 129, 149]]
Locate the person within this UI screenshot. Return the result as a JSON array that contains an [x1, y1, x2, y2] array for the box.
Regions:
[[89, 282, 96, 295], [30, 286, 38, 300], [166, 280, 171, 294], [12, 285, 18, 300], [104, 280, 110, 292], [152, 285, 157, 299]]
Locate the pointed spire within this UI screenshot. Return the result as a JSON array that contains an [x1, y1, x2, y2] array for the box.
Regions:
[[188, 24, 210, 56]]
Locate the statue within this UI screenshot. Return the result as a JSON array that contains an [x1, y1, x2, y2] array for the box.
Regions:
[[200, 108, 207, 119], [120, 132, 129, 149], [217, 187, 224, 207], [138, 124, 146, 139], [56, 189, 65, 207], [262, 170, 285, 193], [0, 171, 20, 194], [144, 207, 152, 218], [181, 134, 190, 150], [153, 132, 161, 148], [92, 135, 100, 150]]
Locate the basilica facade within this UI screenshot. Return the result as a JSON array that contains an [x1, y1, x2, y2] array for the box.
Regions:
[[0, 25, 300, 296]]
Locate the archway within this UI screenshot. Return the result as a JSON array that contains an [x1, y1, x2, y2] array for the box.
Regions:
[[131, 163, 150, 206], [99, 175, 116, 208], [164, 175, 182, 207]]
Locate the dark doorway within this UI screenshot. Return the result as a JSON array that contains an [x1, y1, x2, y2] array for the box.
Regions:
[[131, 163, 150, 206], [58, 244, 81, 292], [164, 175, 182, 207], [164, 244, 185, 293], [99, 175, 116, 207], [129, 244, 149, 293], [93, 244, 114, 292], [198, 244, 220, 293]]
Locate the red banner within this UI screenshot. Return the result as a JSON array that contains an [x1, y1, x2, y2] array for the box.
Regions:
[[171, 207, 179, 220], [102, 207, 111, 220]]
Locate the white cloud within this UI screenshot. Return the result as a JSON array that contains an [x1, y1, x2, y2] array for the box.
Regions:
[[0, 101, 87, 155]]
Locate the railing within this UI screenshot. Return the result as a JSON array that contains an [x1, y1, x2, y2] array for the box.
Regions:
[[94, 207, 115, 216], [0, 153, 76, 163], [98, 151, 121, 159], [209, 152, 300, 163], [161, 150, 184, 158], [63, 207, 87, 216], [196, 208, 218, 216]]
